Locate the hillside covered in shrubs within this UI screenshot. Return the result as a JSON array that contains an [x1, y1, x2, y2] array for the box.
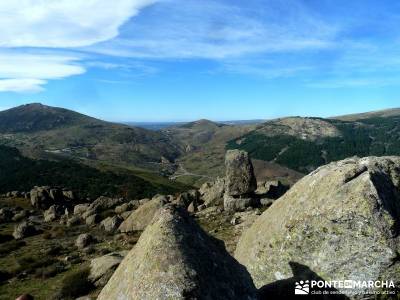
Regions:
[[0, 145, 186, 199]]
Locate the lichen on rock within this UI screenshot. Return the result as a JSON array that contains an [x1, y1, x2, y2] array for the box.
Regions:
[[235, 156, 400, 297]]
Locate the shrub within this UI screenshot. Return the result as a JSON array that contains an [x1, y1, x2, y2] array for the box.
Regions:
[[42, 232, 52, 240], [15, 254, 56, 275], [34, 262, 65, 279], [57, 267, 94, 299], [0, 233, 13, 244], [43, 245, 63, 256], [0, 240, 26, 255], [0, 270, 11, 283]]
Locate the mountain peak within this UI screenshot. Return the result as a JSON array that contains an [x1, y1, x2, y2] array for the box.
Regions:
[[180, 119, 223, 129], [0, 103, 97, 133]]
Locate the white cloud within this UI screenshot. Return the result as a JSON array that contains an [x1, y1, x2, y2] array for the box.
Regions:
[[0, 51, 86, 92], [0, 0, 155, 92], [89, 0, 338, 59], [0, 79, 46, 93], [0, 0, 156, 48], [0, 52, 85, 79]]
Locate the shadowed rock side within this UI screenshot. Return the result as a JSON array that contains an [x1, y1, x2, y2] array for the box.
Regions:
[[98, 204, 257, 300], [225, 149, 257, 196], [235, 156, 400, 298], [258, 262, 349, 300]]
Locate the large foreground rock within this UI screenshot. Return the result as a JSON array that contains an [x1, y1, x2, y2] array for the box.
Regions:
[[235, 156, 400, 296], [118, 197, 166, 232], [225, 150, 257, 196], [98, 205, 257, 300]]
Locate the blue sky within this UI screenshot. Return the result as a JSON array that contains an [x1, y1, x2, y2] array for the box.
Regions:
[[0, 0, 399, 121]]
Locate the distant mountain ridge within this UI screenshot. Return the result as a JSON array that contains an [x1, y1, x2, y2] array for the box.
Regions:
[[126, 119, 264, 131], [1, 103, 400, 188], [0, 103, 181, 171], [227, 111, 400, 173], [332, 107, 400, 121]]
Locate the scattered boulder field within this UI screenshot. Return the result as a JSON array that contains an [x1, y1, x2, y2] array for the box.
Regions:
[[1, 150, 400, 299]]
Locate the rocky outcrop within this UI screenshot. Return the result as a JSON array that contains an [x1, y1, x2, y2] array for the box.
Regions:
[[0, 207, 13, 223], [30, 186, 75, 210], [114, 200, 139, 214], [67, 215, 81, 227], [223, 194, 257, 212], [255, 180, 289, 199], [118, 196, 167, 233], [62, 190, 76, 201], [76, 233, 94, 249], [199, 177, 225, 207], [98, 205, 257, 300], [89, 251, 127, 287], [43, 205, 63, 222], [85, 214, 100, 226], [30, 186, 52, 209], [88, 196, 124, 212], [235, 156, 400, 297], [13, 222, 37, 239], [225, 150, 257, 196], [80, 196, 124, 221], [198, 150, 260, 212], [100, 216, 123, 232], [223, 150, 258, 212], [12, 210, 28, 222], [73, 203, 90, 215], [5, 191, 24, 198], [172, 189, 200, 209]]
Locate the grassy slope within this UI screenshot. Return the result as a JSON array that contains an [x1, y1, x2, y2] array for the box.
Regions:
[[0, 103, 182, 172]]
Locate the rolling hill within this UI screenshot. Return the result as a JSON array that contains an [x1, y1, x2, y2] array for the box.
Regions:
[[0, 103, 182, 172], [227, 111, 400, 173], [333, 107, 400, 121], [3, 103, 399, 189]]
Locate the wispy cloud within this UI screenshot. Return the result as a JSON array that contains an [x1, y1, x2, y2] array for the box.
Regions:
[[90, 0, 338, 59], [0, 0, 156, 48], [0, 51, 86, 92], [1, 0, 400, 94], [0, 0, 156, 92], [0, 79, 46, 93]]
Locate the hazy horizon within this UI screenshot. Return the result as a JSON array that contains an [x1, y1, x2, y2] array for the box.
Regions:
[[1, 102, 399, 124]]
